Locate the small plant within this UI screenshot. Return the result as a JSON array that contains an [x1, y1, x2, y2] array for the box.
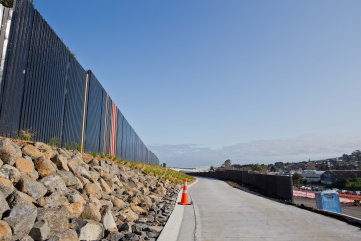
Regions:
[[90, 152, 97, 158], [18, 130, 33, 141], [101, 153, 106, 158], [49, 137, 58, 147], [65, 143, 71, 150], [67, 46, 76, 57], [0, 0, 14, 8], [112, 156, 117, 162], [76, 143, 81, 152], [162, 163, 167, 168]]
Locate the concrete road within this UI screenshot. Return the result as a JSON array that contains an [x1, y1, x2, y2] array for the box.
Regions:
[[178, 177, 360, 241]]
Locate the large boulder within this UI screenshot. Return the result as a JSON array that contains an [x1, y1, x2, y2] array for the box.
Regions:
[[80, 203, 101, 222], [101, 206, 117, 233], [64, 190, 85, 218], [78, 221, 104, 241], [51, 154, 69, 171], [0, 139, 22, 166], [15, 157, 39, 179], [0, 191, 9, 219], [0, 177, 14, 197], [41, 192, 69, 208], [117, 208, 139, 222], [22, 144, 43, 160], [0, 164, 21, 183], [35, 142, 57, 159], [100, 178, 112, 194], [47, 229, 78, 241], [34, 156, 57, 177], [3, 193, 37, 240], [84, 182, 102, 199], [37, 207, 69, 235], [40, 174, 67, 193], [18, 176, 47, 200], [29, 220, 50, 241], [0, 220, 12, 241], [67, 156, 91, 179], [57, 170, 82, 189]]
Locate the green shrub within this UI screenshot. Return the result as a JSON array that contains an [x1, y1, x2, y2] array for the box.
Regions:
[[65, 144, 71, 150], [49, 137, 58, 147], [91, 152, 97, 158], [18, 130, 33, 141], [101, 153, 106, 158]]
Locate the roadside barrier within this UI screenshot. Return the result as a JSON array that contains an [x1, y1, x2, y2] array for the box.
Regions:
[[178, 178, 192, 205]]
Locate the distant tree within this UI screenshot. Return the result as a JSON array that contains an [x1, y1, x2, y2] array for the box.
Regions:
[[292, 173, 302, 185], [162, 163, 167, 168], [252, 165, 262, 172], [210, 166, 215, 171], [222, 159, 231, 168], [269, 165, 276, 172]]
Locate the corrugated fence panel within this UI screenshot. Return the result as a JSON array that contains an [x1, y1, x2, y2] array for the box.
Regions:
[[20, 9, 69, 142], [84, 71, 103, 153], [0, 0, 160, 164], [62, 56, 87, 147], [116, 110, 123, 158], [0, 0, 34, 137]]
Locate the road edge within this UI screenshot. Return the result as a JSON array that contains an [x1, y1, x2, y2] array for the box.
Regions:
[[157, 178, 199, 241]]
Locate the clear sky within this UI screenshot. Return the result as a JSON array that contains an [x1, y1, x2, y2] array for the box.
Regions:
[[35, 0, 361, 167]]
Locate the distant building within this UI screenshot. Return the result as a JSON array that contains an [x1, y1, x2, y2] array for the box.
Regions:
[[302, 170, 324, 183], [320, 170, 361, 185]]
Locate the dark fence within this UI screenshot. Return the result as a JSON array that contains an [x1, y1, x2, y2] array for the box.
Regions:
[[0, 0, 159, 164], [192, 170, 293, 202]]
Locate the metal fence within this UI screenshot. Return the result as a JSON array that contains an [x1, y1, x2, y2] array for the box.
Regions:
[[0, 0, 159, 164], [192, 170, 294, 202]]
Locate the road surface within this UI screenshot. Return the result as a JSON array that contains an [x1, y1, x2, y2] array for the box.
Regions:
[[177, 177, 360, 241]]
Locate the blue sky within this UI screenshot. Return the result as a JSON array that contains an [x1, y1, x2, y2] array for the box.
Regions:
[[36, 0, 361, 167]]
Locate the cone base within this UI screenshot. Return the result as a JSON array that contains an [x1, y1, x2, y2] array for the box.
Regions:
[[178, 202, 192, 205]]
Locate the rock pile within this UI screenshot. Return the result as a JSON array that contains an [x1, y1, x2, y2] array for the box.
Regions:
[[0, 138, 180, 241]]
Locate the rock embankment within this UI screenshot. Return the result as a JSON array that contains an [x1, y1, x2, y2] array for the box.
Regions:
[[0, 138, 180, 241]]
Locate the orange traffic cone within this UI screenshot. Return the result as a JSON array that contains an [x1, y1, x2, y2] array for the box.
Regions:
[[178, 178, 192, 205]]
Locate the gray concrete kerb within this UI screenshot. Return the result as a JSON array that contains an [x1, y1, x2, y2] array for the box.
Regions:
[[157, 178, 199, 241]]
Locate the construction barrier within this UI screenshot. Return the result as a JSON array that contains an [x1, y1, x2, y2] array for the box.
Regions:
[[192, 170, 293, 202]]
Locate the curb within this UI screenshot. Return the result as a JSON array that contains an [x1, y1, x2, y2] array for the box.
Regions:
[[157, 178, 199, 241]]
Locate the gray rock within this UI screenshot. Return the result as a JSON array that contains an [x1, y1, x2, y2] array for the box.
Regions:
[[20, 235, 34, 241], [51, 154, 69, 171], [0, 220, 12, 241], [145, 231, 159, 239], [6, 191, 35, 208], [0, 158, 3, 167], [3, 200, 37, 240], [42, 192, 69, 208], [122, 233, 140, 241], [18, 176, 47, 200], [0, 191, 10, 219], [101, 206, 117, 232], [29, 220, 50, 241], [0, 139, 22, 166], [0, 164, 21, 183], [47, 229, 78, 241], [71, 218, 88, 235], [78, 221, 104, 241], [0, 177, 14, 198], [67, 156, 91, 179], [107, 232, 124, 241], [40, 174, 67, 193], [37, 207, 69, 235], [119, 222, 132, 232], [57, 148, 72, 159], [57, 170, 81, 188], [132, 223, 143, 235]]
